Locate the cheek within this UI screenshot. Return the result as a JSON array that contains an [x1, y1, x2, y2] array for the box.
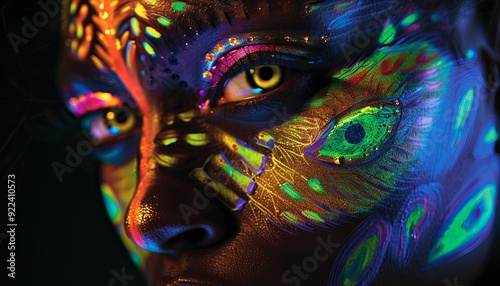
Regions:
[[99, 159, 151, 270], [245, 42, 462, 232], [245, 39, 492, 235]]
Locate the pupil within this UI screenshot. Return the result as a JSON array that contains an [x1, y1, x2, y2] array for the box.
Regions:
[[344, 123, 365, 144], [115, 109, 129, 123], [258, 66, 274, 81]]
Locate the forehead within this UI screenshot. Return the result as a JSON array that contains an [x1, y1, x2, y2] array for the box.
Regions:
[[60, 0, 446, 114]]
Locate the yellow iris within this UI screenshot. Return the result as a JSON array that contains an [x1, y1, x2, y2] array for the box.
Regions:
[[222, 65, 288, 103], [105, 109, 136, 134], [248, 65, 283, 90]]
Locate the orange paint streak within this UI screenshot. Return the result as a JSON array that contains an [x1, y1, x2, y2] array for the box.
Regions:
[[89, 0, 149, 113]]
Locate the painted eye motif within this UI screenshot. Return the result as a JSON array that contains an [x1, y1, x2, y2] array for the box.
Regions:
[[222, 65, 291, 102], [82, 107, 139, 143], [305, 100, 401, 167]]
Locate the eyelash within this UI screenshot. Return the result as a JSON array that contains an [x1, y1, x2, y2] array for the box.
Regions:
[[203, 46, 330, 126]]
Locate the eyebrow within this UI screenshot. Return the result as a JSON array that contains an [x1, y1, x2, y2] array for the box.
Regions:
[[67, 91, 123, 117], [62, 0, 358, 116]]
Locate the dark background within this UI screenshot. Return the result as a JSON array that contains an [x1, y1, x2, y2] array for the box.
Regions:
[[1, 0, 147, 285], [0, 0, 498, 285]]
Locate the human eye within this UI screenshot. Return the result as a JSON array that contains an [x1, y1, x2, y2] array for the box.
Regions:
[[305, 99, 401, 167], [203, 43, 331, 126], [222, 64, 293, 103], [81, 105, 142, 164]]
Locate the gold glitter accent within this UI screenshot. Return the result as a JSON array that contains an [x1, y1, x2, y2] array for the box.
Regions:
[[229, 37, 239, 45], [205, 52, 215, 62], [99, 11, 109, 19], [214, 44, 224, 52]]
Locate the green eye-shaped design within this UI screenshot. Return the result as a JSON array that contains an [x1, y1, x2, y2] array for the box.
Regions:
[[305, 100, 401, 167]]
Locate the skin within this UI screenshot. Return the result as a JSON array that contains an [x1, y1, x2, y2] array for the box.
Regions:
[[58, 0, 500, 285]]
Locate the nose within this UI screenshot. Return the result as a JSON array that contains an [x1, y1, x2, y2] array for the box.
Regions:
[[124, 91, 232, 255], [125, 168, 231, 255]]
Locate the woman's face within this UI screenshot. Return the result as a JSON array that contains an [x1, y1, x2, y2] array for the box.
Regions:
[[59, 0, 499, 285]]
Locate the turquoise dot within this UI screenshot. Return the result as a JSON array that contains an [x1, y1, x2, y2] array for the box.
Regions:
[[110, 126, 120, 135]]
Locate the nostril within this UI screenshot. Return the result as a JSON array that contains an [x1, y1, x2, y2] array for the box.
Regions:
[[159, 225, 223, 255], [125, 171, 235, 255], [164, 228, 208, 249]]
